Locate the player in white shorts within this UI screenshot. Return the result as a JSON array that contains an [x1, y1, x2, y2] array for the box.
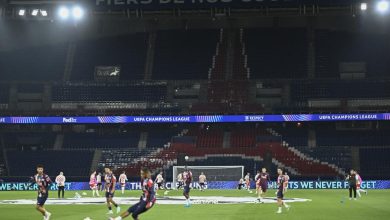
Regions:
[[355, 171, 367, 197], [89, 171, 100, 197], [198, 172, 207, 191], [155, 171, 164, 196], [119, 171, 128, 195]]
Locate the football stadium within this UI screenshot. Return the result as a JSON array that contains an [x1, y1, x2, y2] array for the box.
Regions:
[[1, 0, 390, 219]]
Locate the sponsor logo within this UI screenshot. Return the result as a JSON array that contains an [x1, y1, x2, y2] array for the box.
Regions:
[[245, 115, 264, 121], [0, 118, 5, 123], [63, 117, 77, 123]]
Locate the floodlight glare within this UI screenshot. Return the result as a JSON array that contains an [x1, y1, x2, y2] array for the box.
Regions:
[[58, 7, 70, 19], [31, 9, 39, 16], [360, 3, 368, 11], [72, 6, 84, 19], [40, 10, 48, 17], [377, 1, 389, 12], [18, 9, 25, 16]]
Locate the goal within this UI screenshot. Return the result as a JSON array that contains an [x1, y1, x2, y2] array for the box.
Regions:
[[172, 166, 244, 186]]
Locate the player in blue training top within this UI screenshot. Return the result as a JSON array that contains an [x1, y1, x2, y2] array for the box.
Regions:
[[183, 168, 193, 207], [109, 167, 156, 220], [34, 164, 52, 220]]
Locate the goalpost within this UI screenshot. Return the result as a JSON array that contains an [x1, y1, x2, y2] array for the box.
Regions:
[[172, 166, 244, 187]]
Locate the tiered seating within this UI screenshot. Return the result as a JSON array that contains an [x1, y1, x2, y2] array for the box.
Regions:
[[315, 30, 390, 78], [187, 126, 224, 148], [0, 148, 7, 176], [18, 84, 44, 93], [52, 82, 167, 102], [291, 81, 390, 101], [245, 28, 307, 79], [0, 85, 9, 104], [273, 127, 351, 172], [72, 33, 148, 80], [230, 125, 269, 148], [63, 132, 140, 149], [273, 127, 308, 146], [153, 29, 219, 80], [0, 43, 67, 80], [2, 132, 56, 149], [6, 150, 93, 177], [256, 142, 339, 176], [146, 128, 180, 148], [297, 146, 351, 171], [99, 149, 155, 171], [317, 130, 390, 146], [360, 148, 390, 178]]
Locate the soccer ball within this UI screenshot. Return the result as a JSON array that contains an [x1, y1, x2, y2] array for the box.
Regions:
[[83, 217, 92, 220], [185, 156, 189, 160]]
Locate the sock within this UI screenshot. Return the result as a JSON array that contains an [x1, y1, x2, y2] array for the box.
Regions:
[[109, 206, 112, 211], [278, 207, 282, 212], [357, 191, 361, 197], [283, 202, 289, 208], [114, 217, 122, 220], [114, 203, 118, 208], [122, 188, 125, 194], [95, 190, 100, 196], [92, 190, 95, 197]]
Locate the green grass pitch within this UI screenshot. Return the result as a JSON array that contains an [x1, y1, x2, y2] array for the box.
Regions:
[[0, 189, 389, 220]]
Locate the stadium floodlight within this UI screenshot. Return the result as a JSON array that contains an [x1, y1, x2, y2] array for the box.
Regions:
[[360, 3, 368, 11], [40, 10, 48, 17], [72, 6, 84, 20], [31, 9, 39, 16], [58, 6, 70, 19], [18, 9, 25, 16], [377, 0, 389, 12]]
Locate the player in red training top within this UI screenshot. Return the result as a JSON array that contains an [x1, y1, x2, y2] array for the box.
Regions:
[[34, 164, 52, 220], [110, 167, 156, 220]]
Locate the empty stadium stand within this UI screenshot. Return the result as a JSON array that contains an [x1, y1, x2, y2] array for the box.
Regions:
[[6, 150, 94, 177], [360, 148, 390, 179], [52, 82, 167, 102], [63, 132, 140, 149], [0, 43, 68, 81], [315, 30, 390, 78], [72, 33, 148, 81], [153, 29, 219, 80], [245, 28, 307, 79]]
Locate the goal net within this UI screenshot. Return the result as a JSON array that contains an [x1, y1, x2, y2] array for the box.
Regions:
[[172, 166, 244, 187]]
